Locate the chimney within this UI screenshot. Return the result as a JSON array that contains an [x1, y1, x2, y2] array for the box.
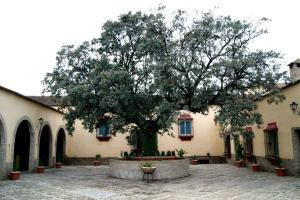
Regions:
[[288, 59, 300, 82]]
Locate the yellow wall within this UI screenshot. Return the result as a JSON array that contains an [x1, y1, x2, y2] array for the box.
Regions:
[[250, 84, 300, 159], [0, 89, 66, 165], [158, 110, 223, 156], [66, 120, 131, 157], [67, 110, 224, 157]]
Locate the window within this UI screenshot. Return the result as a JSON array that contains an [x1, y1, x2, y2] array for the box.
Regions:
[[96, 124, 110, 137], [178, 114, 193, 141], [265, 132, 279, 158], [96, 122, 111, 141], [245, 138, 253, 155], [179, 121, 192, 135], [264, 123, 279, 159], [243, 127, 254, 156]]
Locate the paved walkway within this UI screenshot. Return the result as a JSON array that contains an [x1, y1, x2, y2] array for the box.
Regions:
[[0, 164, 299, 200]]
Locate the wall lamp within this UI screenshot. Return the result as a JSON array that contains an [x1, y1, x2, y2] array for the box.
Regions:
[[290, 101, 298, 113], [38, 117, 44, 126]]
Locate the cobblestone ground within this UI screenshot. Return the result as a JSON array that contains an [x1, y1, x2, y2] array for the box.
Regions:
[[0, 164, 300, 200]]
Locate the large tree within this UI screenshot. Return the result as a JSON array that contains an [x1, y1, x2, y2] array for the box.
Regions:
[[43, 8, 286, 155]]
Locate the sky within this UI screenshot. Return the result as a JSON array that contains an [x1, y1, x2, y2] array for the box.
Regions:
[[0, 0, 299, 95]]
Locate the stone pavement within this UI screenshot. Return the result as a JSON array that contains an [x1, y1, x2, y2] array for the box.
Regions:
[[0, 164, 299, 200]]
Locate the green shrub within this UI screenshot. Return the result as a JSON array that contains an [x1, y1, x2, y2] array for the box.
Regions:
[[171, 151, 176, 156], [176, 149, 187, 159], [96, 154, 101, 161], [161, 151, 165, 156], [166, 151, 171, 156], [141, 161, 153, 168]]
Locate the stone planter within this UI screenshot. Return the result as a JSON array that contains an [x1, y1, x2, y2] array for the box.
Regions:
[[110, 158, 190, 180], [191, 160, 198, 165], [251, 164, 260, 172], [235, 160, 244, 167], [55, 163, 62, 168], [10, 171, 21, 180], [93, 161, 100, 166], [140, 167, 156, 174], [36, 166, 45, 173], [276, 168, 286, 176]]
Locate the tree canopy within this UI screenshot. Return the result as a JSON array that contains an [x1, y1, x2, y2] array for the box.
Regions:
[[43, 8, 286, 155]]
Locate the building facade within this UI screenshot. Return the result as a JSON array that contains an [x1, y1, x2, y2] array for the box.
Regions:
[[1, 59, 300, 179]]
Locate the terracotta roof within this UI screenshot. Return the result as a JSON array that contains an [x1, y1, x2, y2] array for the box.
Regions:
[[0, 85, 64, 114], [27, 96, 63, 106]]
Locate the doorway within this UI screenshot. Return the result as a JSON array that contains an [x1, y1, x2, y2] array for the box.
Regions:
[[13, 121, 31, 171], [39, 125, 52, 167], [56, 129, 66, 163]]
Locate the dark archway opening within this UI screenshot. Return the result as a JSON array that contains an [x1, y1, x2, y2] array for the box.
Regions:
[[224, 135, 231, 159], [56, 129, 66, 163], [0, 118, 6, 178], [39, 125, 52, 167], [14, 121, 31, 171]]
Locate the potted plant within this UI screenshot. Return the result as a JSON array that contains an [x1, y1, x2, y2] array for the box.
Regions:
[[176, 148, 187, 159], [93, 154, 101, 166], [235, 142, 244, 167], [191, 155, 198, 165], [55, 154, 63, 168], [10, 156, 21, 180], [36, 166, 45, 173], [251, 156, 260, 172], [55, 162, 62, 168], [160, 151, 165, 156], [36, 160, 45, 173], [140, 162, 156, 174], [275, 157, 286, 176]]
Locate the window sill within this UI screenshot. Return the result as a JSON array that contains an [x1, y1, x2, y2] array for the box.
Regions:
[[178, 135, 193, 141], [96, 135, 111, 141]]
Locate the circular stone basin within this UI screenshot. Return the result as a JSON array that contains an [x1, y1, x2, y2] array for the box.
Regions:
[[109, 158, 190, 180]]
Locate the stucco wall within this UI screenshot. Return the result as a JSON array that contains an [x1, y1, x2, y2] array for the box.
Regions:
[[158, 110, 224, 156], [66, 119, 131, 158], [66, 110, 223, 158], [250, 84, 300, 159], [0, 88, 66, 176]]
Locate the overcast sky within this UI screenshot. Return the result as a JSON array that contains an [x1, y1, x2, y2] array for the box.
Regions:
[[0, 0, 299, 95]]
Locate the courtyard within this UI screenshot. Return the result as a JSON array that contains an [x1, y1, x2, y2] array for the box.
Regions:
[[0, 164, 299, 200]]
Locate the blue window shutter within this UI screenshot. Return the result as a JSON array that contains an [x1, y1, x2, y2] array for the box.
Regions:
[[104, 125, 109, 136], [180, 121, 185, 135], [186, 121, 191, 135], [100, 126, 104, 135]]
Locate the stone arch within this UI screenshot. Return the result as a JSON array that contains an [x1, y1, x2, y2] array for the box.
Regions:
[[11, 116, 36, 172], [38, 121, 53, 167], [0, 113, 7, 179], [56, 126, 67, 164]]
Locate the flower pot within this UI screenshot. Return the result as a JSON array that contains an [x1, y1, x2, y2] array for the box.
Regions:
[[252, 164, 260, 172], [191, 160, 198, 165], [55, 163, 62, 168], [10, 171, 21, 180], [141, 167, 156, 174], [93, 161, 100, 166], [235, 160, 244, 167], [276, 168, 286, 176], [36, 166, 45, 173]]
